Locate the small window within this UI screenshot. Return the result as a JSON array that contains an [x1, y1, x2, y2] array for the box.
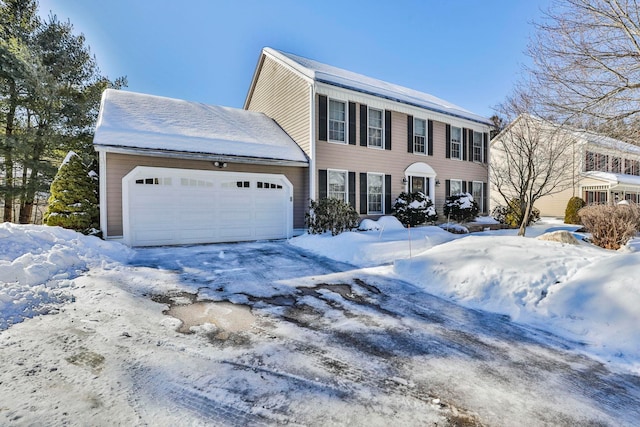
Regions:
[[450, 127, 462, 160], [414, 118, 426, 154], [136, 177, 160, 185], [449, 179, 463, 196], [328, 170, 347, 202], [328, 99, 346, 143], [368, 108, 383, 148], [473, 131, 484, 162], [236, 181, 250, 188], [135, 179, 143, 184], [367, 173, 384, 214]]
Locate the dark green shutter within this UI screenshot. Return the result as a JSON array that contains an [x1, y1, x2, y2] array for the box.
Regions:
[[384, 110, 392, 150], [318, 169, 327, 199], [484, 132, 489, 163], [483, 182, 488, 213], [385, 174, 392, 214], [468, 129, 474, 162], [462, 181, 467, 193], [360, 104, 368, 146], [360, 173, 367, 213], [348, 102, 356, 145], [407, 115, 414, 153], [348, 172, 356, 209], [445, 124, 451, 158], [428, 120, 433, 156], [318, 95, 327, 141], [445, 179, 451, 197], [462, 128, 468, 161]]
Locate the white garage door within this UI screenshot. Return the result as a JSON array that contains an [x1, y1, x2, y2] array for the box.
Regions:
[[122, 166, 293, 246]]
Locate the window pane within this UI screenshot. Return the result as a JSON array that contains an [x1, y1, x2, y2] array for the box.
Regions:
[[472, 182, 483, 212], [368, 109, 383, 148], [473, 131, 483, 162], [451, 127, 461, 159], [329, 100, 346, 142], [328, 170, 347, 202], [368, 174, 383, 213], [450, 180, 462, 195], [414, 118, 426, 154]]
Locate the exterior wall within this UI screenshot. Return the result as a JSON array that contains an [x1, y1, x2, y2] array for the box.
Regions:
[[314, 95, 489, 217], [531, 187, 576, 218], [102, 152, 308, 237], [245, 55, 312, 157]]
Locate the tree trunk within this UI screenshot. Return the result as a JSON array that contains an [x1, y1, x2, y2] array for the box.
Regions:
[[518, 201, 532, 237], [3, 80, 18, 222], [18, 130, 45, 224]]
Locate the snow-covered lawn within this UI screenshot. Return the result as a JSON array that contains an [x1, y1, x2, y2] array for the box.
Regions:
[[1, 218, 640, 425]]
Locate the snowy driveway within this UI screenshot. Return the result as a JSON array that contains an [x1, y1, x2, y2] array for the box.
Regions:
[[2, 240, 640, 426]]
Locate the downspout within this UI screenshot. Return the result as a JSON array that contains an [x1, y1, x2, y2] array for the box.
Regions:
[[309, 81, 316, 204]]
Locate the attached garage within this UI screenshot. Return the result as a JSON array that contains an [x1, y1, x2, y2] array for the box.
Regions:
[[123, 167, 293, 246], [93, 89, 308, 246]]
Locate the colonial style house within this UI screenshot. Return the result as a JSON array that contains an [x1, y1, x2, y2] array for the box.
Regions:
[[245, 48, 492, 223], [490, 114, 640, 218], [94, 48, 491, 246]]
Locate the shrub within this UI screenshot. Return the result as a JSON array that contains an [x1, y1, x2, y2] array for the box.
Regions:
[[392, 191, 437, 227], [578, 203, 640, 250], [564, 196, 586, 225], [491, 198, 540, 228], [443, 193, 479, 223], [305, 198, 360, 236], [44, 152, 99, 234]]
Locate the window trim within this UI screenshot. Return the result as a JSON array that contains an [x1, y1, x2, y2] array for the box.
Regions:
[[367, 172, 385, 214], [328, 98, 347, 144], [327, 169, 348, 203], [367, 107, 384, 149], [472, 131, 484, 163], [450, 126, 462, 160], [413, 117, 427, 155]]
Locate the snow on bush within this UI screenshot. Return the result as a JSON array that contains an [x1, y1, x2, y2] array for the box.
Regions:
[[392, 191, 437, 227], [443, 193, 479, 223], [0, 223, 131, 330], [358, 216, 405, 231]]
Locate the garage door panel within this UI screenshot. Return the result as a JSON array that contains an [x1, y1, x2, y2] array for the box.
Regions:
[[124, 167, 292, 246]]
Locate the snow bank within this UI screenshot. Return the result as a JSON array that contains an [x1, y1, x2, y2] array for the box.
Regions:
[[0, 223, 131, 330], [291, 219, 640, 372]]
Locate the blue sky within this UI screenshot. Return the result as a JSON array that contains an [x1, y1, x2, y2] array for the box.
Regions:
[[39, 0, 551, 118]]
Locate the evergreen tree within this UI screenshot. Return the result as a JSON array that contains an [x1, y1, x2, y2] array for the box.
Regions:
[[44, 151, 98, 233]]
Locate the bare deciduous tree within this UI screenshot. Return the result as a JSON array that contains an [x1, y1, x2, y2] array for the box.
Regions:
[[491, 93, 578, 236], [529, 0, 640, 142]]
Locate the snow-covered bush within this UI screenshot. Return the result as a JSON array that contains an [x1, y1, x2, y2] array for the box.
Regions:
[[443, 193, 479, 223], [392, 191, 437, 227], [306, 198, 360, 236], [492, 198, 540, 228], [44, 152, 99, 234], [564, 196, 586, 225], [578, 203, 640, 250]]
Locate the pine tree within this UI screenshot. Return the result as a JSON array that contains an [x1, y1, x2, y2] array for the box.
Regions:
[[44, 151, 98, 233]]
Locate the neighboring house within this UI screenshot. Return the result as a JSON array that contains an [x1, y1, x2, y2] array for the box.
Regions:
[[93, 89, 308, 246], [490, 114, 640, 217], [244, 47, 492, 221]]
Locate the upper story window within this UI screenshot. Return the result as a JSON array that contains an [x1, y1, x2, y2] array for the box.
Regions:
[[597, 153, 609, 172], [625, 159, 640, 176], [414, 118, 426, 154], [585, 151, 610, 172], [328, 169, 347, 203], [473, 131, 484, 162], [328, 99, 346, 143], [368, 108, 383, 148], [612, 157, 622, 173], [450, 126, 462, 160]]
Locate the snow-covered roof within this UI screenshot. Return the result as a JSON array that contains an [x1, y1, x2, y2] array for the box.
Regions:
[[264, 47, 491, 126], [93, 89, 308, 164], [573, 130, 640, 156], [583, 171, 640, 187]]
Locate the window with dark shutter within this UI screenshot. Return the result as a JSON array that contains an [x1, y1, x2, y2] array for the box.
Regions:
[[318, 95, 327, 141], [359, 173, 367, 213], [468, 129, 474, 162], [349, 172, 356, 209], [445, 179, 451, 197], [445, 124, 451, 158], [385, 174, 392, 213], [462, 128, 468, 161], [483, 133, 489, 163]]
